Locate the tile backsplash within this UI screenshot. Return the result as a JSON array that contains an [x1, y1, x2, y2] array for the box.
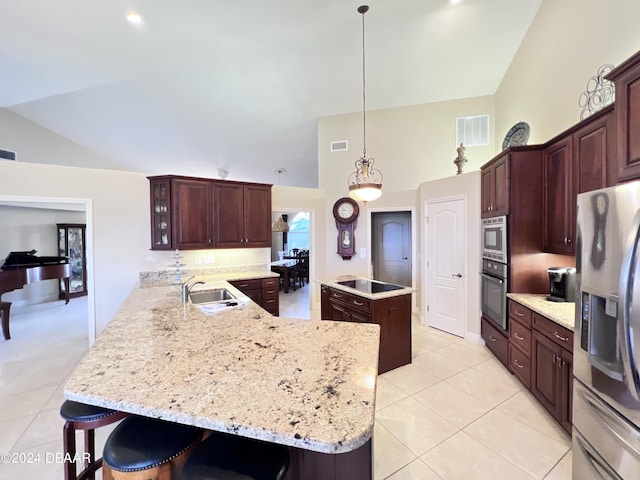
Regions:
[[139, 248, 270, 286]]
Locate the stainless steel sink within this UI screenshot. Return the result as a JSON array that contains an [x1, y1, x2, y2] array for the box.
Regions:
[[189, 288, 236, 305]]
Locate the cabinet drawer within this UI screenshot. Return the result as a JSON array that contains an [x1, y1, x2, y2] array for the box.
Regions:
[[328, 288, 371, 313], [508, 300, 532, 327], [510, 318, 532, 357], [509, 343, 531, 389], [229, 279, 262, 291], [482, 317, 508, 367], [532, 313, 573, 352], [261, 277, 280, 289]]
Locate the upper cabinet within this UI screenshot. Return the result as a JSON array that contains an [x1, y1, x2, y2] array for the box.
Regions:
[[543, 136, 574, 254], [606, 51, 640, 183], [148, 175, 272, 250], [541, 106, 614, 255], [172, 178, 213, 250], [481, 153, 509, 217], [212, 182, 272, 248]]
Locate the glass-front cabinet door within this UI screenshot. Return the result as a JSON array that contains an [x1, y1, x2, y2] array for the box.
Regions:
[[57, 223, 87, 299]]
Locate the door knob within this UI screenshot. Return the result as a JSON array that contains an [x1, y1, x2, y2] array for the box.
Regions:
[[451, 273, 463, 278]]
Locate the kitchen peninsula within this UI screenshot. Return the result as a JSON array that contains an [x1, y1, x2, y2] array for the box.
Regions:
[[64, 279, 380, 480]]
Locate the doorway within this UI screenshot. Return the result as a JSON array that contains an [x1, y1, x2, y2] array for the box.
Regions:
[[426, 197, 467, 337], [371, 211, 412, 287]]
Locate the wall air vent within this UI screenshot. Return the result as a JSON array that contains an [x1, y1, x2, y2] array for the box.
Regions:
[[0, 149, 16, 161], [330, 140, 348, 152], [456, 115, 489, 147]]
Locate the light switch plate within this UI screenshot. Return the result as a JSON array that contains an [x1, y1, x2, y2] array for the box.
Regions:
[[359, 247, 366, 258]]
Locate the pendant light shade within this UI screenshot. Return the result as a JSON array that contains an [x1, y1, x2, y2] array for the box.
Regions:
[[271, 215, 290, 232], [348, 5, 383, 204]]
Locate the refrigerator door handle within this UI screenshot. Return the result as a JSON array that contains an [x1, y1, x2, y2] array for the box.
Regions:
[[619, 208, 640, 401]]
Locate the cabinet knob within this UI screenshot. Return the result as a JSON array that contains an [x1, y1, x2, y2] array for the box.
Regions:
[[451, 273, 463, 278]]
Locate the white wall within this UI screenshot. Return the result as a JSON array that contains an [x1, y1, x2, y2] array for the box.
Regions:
[[495, 0, 640, 146], [0, 162, 149, 336]]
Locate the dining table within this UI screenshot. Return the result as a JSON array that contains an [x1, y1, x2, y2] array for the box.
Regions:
[[270, 259, 299, 293]]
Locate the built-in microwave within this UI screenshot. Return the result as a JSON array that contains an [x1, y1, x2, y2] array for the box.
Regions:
[[482, 215, 507, 263]]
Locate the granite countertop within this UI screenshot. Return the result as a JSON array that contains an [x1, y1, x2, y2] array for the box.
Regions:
[[507, 293, 576, 331], [64, 280, 380, 454], [317, 276, 414, 300]]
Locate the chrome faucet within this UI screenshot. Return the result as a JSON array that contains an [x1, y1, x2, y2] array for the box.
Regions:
[[182, 279, 205, 303]]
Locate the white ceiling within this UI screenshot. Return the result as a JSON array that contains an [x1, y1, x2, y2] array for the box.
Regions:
[[1, 0, 542, 187]]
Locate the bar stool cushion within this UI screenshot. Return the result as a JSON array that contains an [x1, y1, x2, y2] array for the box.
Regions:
[[60, 400, 121, 423], [182, 432, 289, 480], [103, 416, 203, 472]]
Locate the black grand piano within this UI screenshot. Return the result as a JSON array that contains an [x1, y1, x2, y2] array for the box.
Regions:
[[0, 250, 71, 340]]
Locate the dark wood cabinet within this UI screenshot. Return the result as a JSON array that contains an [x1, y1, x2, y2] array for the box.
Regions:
[[481, 316, 509, 368], [212, 182, 272, 248], [573, 106, 615, 193], [481, 147, 547, 293], [480, 154, 509, 217], [172, 178, 213, 250], [543, 136, 574, 254], [148, 175, 272, 250], [321, 285, 411, 374], [57, 223, 87, 299], [229, 277, 279, 316], [149, 177, 173, 249], [606, 50, 640, 183], [507, 300, 533, 389], [531, 313, 573, 435]]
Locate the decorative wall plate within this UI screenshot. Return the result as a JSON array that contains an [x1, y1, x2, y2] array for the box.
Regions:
[[502, 122, 530, 150]]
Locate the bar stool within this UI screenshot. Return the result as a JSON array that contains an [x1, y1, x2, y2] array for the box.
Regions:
[[60, 400, 128, 480], [102, 415, 203, 480], [0, 301, 11, 340], [182, 431, 289, 480]]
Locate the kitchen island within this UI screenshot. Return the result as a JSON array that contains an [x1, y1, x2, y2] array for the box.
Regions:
[[320, 277, 413, 374], [64, 279, 380, 480]]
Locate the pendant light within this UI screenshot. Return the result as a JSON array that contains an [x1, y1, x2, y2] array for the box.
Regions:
[[348, 5, 383, 204], [271, 215, 290, 232]]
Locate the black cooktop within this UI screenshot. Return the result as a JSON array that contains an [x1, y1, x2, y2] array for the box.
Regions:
[[336, 279, 405, 294]]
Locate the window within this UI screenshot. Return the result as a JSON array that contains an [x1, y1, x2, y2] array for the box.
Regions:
[[286, 212, 310, 252]]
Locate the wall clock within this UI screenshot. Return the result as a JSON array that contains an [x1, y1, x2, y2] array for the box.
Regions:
[[333, 197, 359, 260]]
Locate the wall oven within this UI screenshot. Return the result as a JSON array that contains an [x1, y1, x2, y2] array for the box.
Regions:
[[482, 215, 507, 263], [481, 259, 508, 330]]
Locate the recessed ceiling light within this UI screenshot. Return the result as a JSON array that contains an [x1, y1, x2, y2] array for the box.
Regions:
[[450, 0, 462, 4], [126, 11, 143, 25]]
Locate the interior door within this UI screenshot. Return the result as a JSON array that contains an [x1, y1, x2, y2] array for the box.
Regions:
[[372, 211, 412, 286], [427, 198, 466, 337]]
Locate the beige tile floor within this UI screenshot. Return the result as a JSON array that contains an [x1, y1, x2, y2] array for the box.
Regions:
[[0, 286, 572, 479]]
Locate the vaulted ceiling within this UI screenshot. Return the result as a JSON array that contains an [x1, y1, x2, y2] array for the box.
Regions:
[[1, 0, 542, 187]]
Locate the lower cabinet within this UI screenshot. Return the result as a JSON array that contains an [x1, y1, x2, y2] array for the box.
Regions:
[[229, 277, 279, 316], [481, 317, 509, 368], [531, 316, 573, 434], [321, 285, 411, 374], [503, 299, 573, 435]]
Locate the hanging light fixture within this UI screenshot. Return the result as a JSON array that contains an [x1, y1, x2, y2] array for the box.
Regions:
[[348, 5, 383, 204], [272, 215, 290, 232]]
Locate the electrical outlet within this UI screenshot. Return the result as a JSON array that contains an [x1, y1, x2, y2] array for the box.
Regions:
[[360, 247, 366, 258]]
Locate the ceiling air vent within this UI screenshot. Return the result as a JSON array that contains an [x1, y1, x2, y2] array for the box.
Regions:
[[0, 149, 16, 161], [330, 140, 348, 152], [456, 115, 489, 147]]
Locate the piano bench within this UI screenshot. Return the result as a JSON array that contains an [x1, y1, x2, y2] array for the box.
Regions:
[[0, 301, 10, 340]]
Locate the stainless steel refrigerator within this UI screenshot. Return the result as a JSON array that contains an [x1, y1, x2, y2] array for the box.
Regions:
[[574, 181, 640, 478]]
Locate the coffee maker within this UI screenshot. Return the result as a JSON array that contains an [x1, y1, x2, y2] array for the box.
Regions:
[[547, 267, 576, 302]]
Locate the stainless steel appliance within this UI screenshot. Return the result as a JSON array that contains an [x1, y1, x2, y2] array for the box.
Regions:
[[481, 259, 508, 330], [574, 181, 640, 479], [547, 266, 576, 302], [482, 215, 507, 263]]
